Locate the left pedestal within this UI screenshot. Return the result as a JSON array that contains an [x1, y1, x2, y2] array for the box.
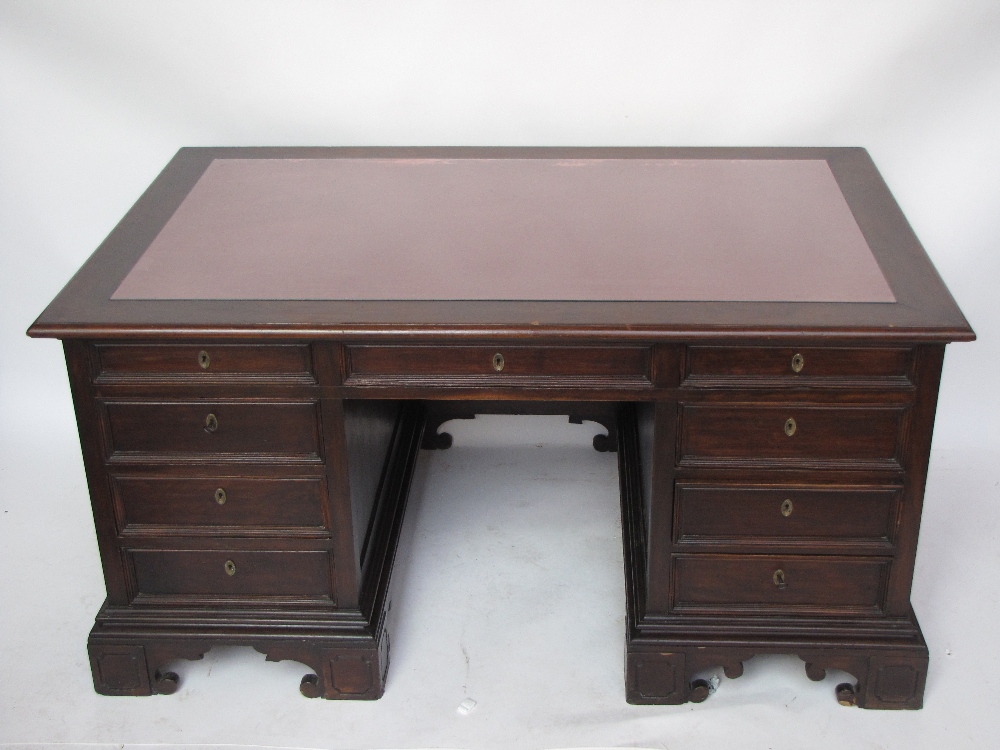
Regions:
[[64, 340, 424, 699]]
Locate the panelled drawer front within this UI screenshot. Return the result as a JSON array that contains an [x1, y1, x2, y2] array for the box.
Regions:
[[95, 344, 315, 383], [675, 484, 900, 549], [130, 550, 333, 598], [679, 405, 905, 466], [113, 476, 328, 534], [684, 346, 913, 385], [672, 555, 888, 614], [104, 401, 322, 459], [345, 345, 652, 384]]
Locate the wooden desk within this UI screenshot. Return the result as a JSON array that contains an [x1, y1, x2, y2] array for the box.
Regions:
[[29, 147, 974, 709]]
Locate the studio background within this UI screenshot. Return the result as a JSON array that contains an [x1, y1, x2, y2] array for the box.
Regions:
[[1, 2, 997, 749]]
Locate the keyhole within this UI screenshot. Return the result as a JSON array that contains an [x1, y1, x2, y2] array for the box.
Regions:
[[773, 569, 787, 589], [492, 352, 505, 372], [204, 413, 219, 433], [198, 350, 210, 369]]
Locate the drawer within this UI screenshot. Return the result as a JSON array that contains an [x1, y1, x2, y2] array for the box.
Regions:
[[94, 344, 315, 383], [344, 345, 652, 385], [679, 404, 906, 467], [684, 346, 913, 385], [130, 549, 334, 599], [674, 484, 900, 549], [112, 476, 328, 535], [672, 554, 889, 614], [103, 400, 322, 460]]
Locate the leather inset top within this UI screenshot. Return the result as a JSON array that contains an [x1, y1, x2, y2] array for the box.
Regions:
[[112, 157, 895, 303]]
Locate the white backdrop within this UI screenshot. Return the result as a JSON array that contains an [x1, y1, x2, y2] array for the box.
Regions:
[[1, 2, 998, 749]]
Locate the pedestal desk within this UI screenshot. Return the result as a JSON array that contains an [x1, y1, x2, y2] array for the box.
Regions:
[[29, 147, 974, 708]]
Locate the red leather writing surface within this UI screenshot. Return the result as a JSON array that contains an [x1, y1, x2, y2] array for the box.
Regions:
[[113, 158, 895, 302]]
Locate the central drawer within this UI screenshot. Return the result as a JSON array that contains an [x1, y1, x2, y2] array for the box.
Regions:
[[679, 404, 906, 467], [103, 400, 322, 460], [344, 345, 652, 385]]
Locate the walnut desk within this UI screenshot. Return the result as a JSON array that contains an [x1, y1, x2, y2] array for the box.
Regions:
[[29, 148, 974, 709]]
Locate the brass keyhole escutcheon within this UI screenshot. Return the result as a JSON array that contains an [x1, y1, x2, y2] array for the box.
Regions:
[[781, 499, 793, 517], [198, 350, 211, 369], [784, 417, 797, 437], [773, 569, 787, 589], [215, 488, 227, 505], [492, 352, 505, 372], [224, 560, 236, 576], [791, 353, 804, 373], [204, 413, 219, 433]]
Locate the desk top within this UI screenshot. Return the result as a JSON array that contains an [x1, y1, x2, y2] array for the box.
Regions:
[[30, 147, 973, 342]]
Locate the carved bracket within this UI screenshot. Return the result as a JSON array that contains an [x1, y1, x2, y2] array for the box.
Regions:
[[626, 647, 927, 709], [89, 641, 208, 697], [89, 633, 391, 700], [422, 402, 619, 452]]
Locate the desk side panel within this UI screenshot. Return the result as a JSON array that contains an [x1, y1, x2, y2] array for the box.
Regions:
[[884, 344, 945, 616], [340, 398, 425, 625], [343, 400, 404, 576], [63, 341, 130, 605]]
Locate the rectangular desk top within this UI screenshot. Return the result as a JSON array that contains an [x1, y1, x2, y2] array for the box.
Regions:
[[30, 147, 973, 342]]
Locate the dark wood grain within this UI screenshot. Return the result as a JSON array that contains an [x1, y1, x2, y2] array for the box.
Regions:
[[63, 341, 132, 606], [112, 475, 329, 535], [671, 554, 888, 613], [679, 404, 906, 467], [684, 346, 914, 385], [673, 484, 900, 550], [31, 149, 974, 708], [130, 549, 334, 598], [102, 400, 322, 459], [883, 344, 945, 616], [346, 344, 652, 384], [95, 343, 315, 383], [343, 400, 403, 569]]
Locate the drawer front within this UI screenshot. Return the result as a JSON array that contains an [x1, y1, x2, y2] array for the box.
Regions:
[[345, 345, 652, 384], [130, 550, 334, 598], [675, 484, 900, 548], [684, 346, 913, 385], [679, 405, 905, 466], [113, 476, 328, 534], [95, 344, 314, 382], [672, 555, 889, 614], [104, 401, 322, 459]]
